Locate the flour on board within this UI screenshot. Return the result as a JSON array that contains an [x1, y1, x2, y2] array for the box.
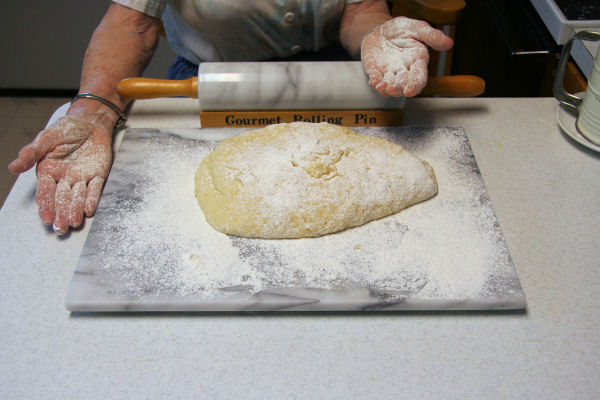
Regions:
[[92, 127, 511, 301]]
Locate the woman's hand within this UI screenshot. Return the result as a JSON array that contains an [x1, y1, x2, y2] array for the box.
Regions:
[[9, 114, 113, 234], [361, 17, 454, 97], [8, 3, 161, 235]]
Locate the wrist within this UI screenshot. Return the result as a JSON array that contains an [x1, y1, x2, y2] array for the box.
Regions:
[[67, 98, 120, 131], [67, 95, 126, 130], [345, 16, 391, 60]]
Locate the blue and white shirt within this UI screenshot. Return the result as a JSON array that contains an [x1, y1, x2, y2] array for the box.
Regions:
[[112, 0, 363, 63]]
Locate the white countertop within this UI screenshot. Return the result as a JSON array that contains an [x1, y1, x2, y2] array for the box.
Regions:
[[1, 97, 599, 399]]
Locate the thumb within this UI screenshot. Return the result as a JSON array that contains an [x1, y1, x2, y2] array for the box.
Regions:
[[8, 116, 84, 174], [383, 17, 454, 51], [422, 28, 454, 51], [409, 19, 454, 51], [8, 141, 47, 174]]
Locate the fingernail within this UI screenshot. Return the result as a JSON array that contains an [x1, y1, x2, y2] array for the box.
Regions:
[[53, 223, 66, 235]]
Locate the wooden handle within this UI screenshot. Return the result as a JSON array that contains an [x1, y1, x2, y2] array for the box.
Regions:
[[117, 74, 484, 100], [391, 0, 466, 25], [421, 75, 485, 97], [117, 77, 198, 99]]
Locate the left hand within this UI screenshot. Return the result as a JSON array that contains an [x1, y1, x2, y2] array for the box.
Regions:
[[361, 17, 454, 97]]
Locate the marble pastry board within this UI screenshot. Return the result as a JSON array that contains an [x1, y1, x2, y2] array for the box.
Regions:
[[65, 127, 526, 312]]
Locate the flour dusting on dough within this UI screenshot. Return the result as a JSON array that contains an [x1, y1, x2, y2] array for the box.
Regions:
[[194, 122, 437, 238]]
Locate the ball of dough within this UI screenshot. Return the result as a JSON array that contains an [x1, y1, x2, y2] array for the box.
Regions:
[[195, 122, 437, 239]]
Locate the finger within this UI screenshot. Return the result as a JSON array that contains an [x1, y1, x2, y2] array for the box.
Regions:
[[386, 83, 405, 97], [384, 17, 454, 52], [426, 30, 454, 51], [84, 176, 105, 217], [407, 20, 454, 51], [384, 68, 410, 97], [369, 74, 384, 93], [386, 80, 407, 97], [363, 63, 380, 88], [376, 81, 392, 97], [9, 133, 61, 174], [374, 73, 394, 97], [36, 158, 66, 183], [8, 142, 44, 174], [402, 58, 429, 97], [36, 175, 56, 226], [69, 181, 87, 228], [362, 57, 382, 83], [53, 180, 71, 235], [361, 40, 385, 87], [388, 67, 410, 97], [8, 117, 85, 174]]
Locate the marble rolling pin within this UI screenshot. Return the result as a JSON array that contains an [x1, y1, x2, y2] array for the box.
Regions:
[[117, 61, 484, 127]]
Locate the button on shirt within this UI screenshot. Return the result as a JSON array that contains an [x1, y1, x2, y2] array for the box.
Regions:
[[113, 0, 363, 63]]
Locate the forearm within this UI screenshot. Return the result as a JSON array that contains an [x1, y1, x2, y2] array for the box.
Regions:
[[339, 0, 392, 59], [68, 3, 161, 128]]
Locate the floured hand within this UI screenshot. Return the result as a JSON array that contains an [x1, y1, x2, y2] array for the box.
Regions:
[[361, 17, 454, 97], [8, 115, 112, 235]]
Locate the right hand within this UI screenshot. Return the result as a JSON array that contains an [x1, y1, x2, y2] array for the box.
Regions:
[[361, 17, 454, 97], [8, 112, 113, 235]]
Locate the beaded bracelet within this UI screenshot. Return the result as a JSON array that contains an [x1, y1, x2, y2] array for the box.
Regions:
[[71, 92, 127, 127]]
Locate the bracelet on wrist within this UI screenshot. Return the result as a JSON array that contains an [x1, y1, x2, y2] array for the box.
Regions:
[[71, 92, 127, 127]]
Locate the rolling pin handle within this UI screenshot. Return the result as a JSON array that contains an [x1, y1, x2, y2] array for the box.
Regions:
[[421, 75, 485, 97], [117, 77, 199, 99]]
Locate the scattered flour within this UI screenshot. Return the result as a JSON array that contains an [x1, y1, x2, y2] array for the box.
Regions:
[[88, 127, 515, 302]]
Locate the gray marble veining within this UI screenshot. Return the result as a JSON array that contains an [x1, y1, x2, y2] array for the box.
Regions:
[[65, 127, 525, 312], [197, 61, 406, 111]]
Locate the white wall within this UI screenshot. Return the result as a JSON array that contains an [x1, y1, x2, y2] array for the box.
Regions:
[[0, 1, 176, 90]]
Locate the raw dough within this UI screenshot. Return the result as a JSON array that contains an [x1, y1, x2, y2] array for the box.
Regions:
[[194, 122, 437, 239]]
